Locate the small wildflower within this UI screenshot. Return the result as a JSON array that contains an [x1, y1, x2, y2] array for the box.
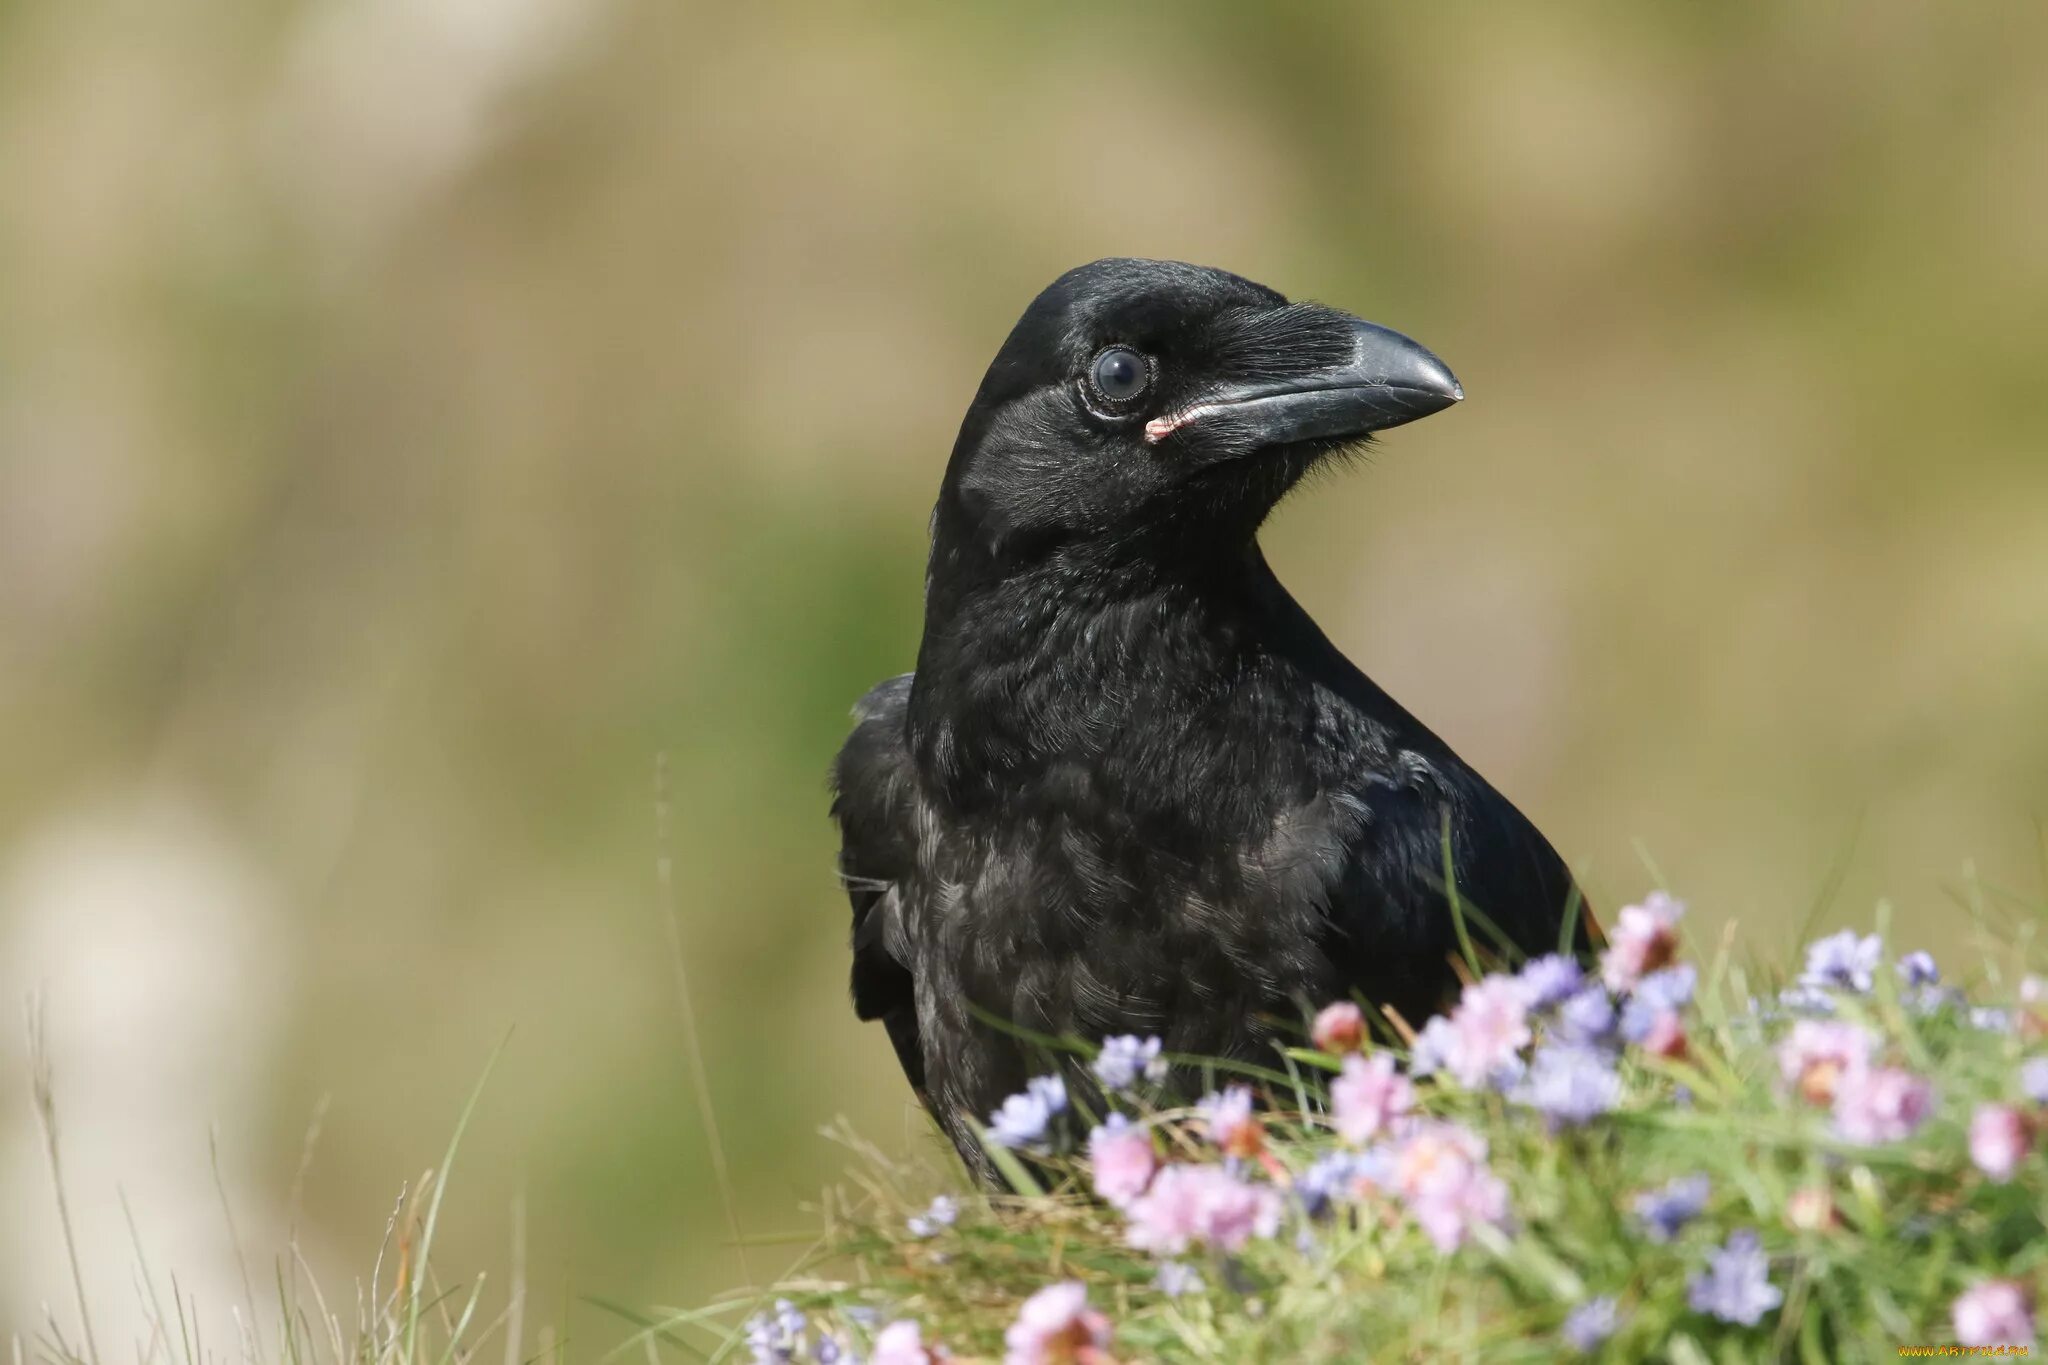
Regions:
[[1633, 1174, 1711, 1243], [1896, 950, 1939, 988], [1294, 1151, 1370, 1219], [1311, 1001, 1367, 1053], [1386, 1120, 1510, 1253], [1553, 986, 1618, 1048], [745, 1300, 808, 1364], [1777, 1019, 1875, 1106], [1196, 1086, 1263, 1158], [869, 1321, 936, 1365], [1124, 1162, 1283, 1255], [906, 1195, 957, 1239], [1620, 967, 1693, 1047], [987, 1075, 1067, 1151], [1784, 1186, 1836, 1232], [1777, 985, 1838, 1017], [1088, 1114, 1157, 1208], [1832, 1065, 1934, 1145], [1970, 1006, 2014, 1034], [1970, 1104, 2031, 1182], [1003, 1282, 1113, 1365], [1330, 1052, 1414, 1144], [812, 1335, 850, 1365], [1687, 1230, 1782, 1326], [1799, 929, 1883, 994], [1954, 1280, 2036, 1349], [2022, 1056, 2048, 1105], [1600, 891, 1684, 993], [1562, 1297, 1620, 1353], [1444, 974, 1533, 1089], [1153, 1261, 1205, 1297], [1517, 953, 1586, 1011], [1093, 1035, 1166, 1092], [1512, 1043, 1622, 1129], [1408, 1014, 1456, 1076]]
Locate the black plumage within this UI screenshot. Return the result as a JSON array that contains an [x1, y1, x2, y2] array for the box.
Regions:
[[832, 258, 1582, 1178]]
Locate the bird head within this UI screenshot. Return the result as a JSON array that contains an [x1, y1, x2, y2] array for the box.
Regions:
[[932, 257, 1463, 576]]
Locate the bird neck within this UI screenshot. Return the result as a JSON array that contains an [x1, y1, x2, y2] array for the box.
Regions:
[[906, 538, 1316, 807]]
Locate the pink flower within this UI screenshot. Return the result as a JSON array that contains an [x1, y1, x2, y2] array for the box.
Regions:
[[1970, 1104, 2032, 1182], [1444, 975, 1532, 1089], [1831, 1065, 1935, 1145], [1312, 1001, 1367, 1053], [1599, 891, 1684, 993], [1123, 1163, 1282, 1255], [1954, 1280, 2036, 1348], [1640, 1009, 1688, 1058], [1003, 1282, 1114, 1365], [1330, 1052, 1414, 1144], [1784, 1186, 1837, 1232], [872, 1320, 939, 1365], [1196, 1086, 1263, 1158], [1088, 1116, 1157, 1208], [1777, 1020, 1875, 1106], [1386, 1120, 1510, 1253]]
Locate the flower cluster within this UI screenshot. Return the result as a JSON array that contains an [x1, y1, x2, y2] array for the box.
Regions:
[[820, 899, 2048, 1360]]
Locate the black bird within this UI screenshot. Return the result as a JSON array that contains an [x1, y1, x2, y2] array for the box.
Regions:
[[832, 258, 1581, 1178]]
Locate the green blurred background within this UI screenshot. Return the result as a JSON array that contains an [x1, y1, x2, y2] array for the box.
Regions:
[[4, 0, 2046, 1346]]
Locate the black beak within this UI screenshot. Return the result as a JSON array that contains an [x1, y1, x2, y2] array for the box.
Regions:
[[1146, 315, 1463, 447]]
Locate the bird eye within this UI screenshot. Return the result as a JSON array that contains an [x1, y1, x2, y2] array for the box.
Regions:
[[1089, 347, 1151, 405]]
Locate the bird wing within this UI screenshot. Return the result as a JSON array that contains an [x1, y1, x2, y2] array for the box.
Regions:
[[1318, 754, 1584, 1029], [830, 673, 927, 1095]]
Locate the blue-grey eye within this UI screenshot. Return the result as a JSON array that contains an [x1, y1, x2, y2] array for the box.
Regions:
[[1090, 347, 1150, 403]]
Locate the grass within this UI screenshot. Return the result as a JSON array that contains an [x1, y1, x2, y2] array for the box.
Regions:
[[20, 880, 2048, 1364], [18, 1001, 540, 1365], [662, 887, 2048, 1363]]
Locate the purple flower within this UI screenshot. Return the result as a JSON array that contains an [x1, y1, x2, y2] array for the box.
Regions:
[[1444, 974, 1533, 1089], [1311, 1001, 1367, 1053], [1330, 1052, 1414, 1144], [1153, 1261, 1205, 1297], [1124, 1162, 1283, 1255], [1897, 951, 1939, 988], [1799, 929, 1882, 994], [1970, 1104, 2031, 1182], [1562, 1296, 1620, 1353], [1777, 985, 1838, 1017], [1687, 1230, 1782, 1326], [906, 1195, 956, 1239], [1633, 1174, 1710, 1243], [1197, 1085, 1263, 1157], [868, 1321, 934, 1365], [1554, 986, 1618, 1048], [1088, 1114, 1157, 1208], [987, 1075, 1067, 1151], [2022, 1057, 2048, 1104], [1831, 1065, 1934, 1145], [1518, 954, 1587, 1011], [1954, 1280, 2036, 1348], [1409, 1014, 1457, 1076], [1972, 1007, 2015, 1034], [745, 1300, 808, 1363], [1093, 1034, 1166, 1091], [1386, 1120, 1510, 1253], [1295, 1151, 1370, 1219], [1512, 1044, 1622, 1129], [1003, 1282, 1111, 1365], [1600, 892, 1684, 993], [1777, 1019, 1875, 1106], [1620, 966, 1695, 1048]]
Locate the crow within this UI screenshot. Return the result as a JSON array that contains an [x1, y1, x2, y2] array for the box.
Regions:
[[832, 258, 1581, 1179]]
